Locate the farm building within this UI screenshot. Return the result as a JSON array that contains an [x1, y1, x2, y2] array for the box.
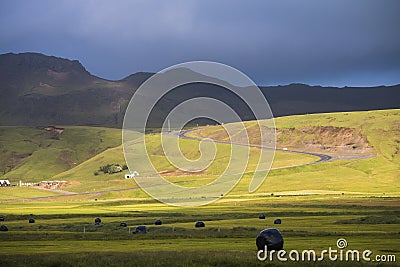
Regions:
[[39, 180, 68, 189], [0, 180, 11, 187], [125, 171, 139, 179], [19, 181, 36, 187]]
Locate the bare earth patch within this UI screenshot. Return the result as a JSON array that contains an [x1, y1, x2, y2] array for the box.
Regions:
[[276, 126, 374, 156]]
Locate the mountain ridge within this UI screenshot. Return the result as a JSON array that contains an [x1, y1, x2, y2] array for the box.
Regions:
[[0, 52, 399, 126]]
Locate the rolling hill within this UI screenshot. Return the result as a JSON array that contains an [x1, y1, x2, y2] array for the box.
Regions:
[[0, 126, 121, 181], [1, 109, 398, 198]]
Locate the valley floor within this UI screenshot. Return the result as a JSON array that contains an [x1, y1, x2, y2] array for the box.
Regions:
[[0, 195, 399, 267]]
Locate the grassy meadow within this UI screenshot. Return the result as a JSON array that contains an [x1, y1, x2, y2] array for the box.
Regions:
[[0, 196, 398, 266], [0, 109, 399, 266], [0, 126, 121, 181]]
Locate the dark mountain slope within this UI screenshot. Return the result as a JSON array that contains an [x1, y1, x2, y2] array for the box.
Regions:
[[261, 83, 400, 117], [0, 53, 143, 126], [0, 52, 399, 126]]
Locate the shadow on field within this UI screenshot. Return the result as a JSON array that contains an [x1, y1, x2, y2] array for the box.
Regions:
[[1, 251, 398, 267]]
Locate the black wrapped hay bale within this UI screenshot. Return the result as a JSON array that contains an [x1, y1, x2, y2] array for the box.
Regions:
[[195, 221, 205, 228], [256, 228, 284, 251], [154, 219, 162, 225], [259, 214, 266, 219], [0, 215, 4, 221], [134, 225, 147, 234], [120, 222, 127, 227], [94, 217, 101, 225], [0, 225, 8, 231], [29, 218, 35, 223], [274, 218, 281, 224]]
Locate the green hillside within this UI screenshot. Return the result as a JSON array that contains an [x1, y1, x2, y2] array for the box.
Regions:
[[52, 109, 399, 197], [1, 109, 399, 198], [275, 109, 399, 160], [0, 126, 121, 182], [146, 109, 398, 197], [230, 109, 400, 195], [52, 141, 317, 194]]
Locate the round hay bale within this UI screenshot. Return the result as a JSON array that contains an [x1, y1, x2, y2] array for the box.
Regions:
[[195, 221, 205, 228], [154, 219, 162, 225], [120, 222, 127, 227], [259, 214, 266, 219], [0, 225, 8, 231], [134, 225, 147, 234], [274, 218, 281, 224], [94, 217, 101, 225], [29, 218, 35, 223], [0, 215, 4, 221], [256, 228, 284, 251]]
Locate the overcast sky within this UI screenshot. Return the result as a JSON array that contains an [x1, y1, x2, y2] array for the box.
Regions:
[[1, 0, 399, 86]]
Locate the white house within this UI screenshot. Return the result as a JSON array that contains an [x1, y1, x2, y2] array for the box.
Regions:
[[0, 180, 11, 187], [125, 171, 139, 179]]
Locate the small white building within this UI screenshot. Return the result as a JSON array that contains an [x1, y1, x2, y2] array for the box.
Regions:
[[0, 180, 11, 187], [125, 171, 139, 179]]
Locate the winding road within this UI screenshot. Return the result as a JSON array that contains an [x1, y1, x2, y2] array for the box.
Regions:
[[175, 129, 333, 169]]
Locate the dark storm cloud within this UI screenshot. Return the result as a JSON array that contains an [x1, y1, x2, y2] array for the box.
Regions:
[[0, 0, 399, 86]]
